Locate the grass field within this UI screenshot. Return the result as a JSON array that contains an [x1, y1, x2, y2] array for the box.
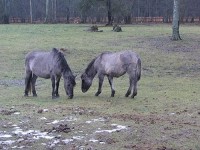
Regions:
[[0, 24, 200, 150]]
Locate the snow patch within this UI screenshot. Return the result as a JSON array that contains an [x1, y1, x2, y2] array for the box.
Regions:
[[95, 124, 127, 133]]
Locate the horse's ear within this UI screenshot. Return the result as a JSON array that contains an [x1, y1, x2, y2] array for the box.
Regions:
[[60, 48, 70, 55]]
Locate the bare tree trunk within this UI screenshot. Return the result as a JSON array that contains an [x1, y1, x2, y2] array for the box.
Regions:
[[45, 0, 49, 23], [30, 0, 32, 23], [66, 0, 71, 23], [3, 0, 10, 24], [106, 0, 112, 25], [137, 0, 140, 17], [172, 0, 181, 40], [54, 0, 57, 22]]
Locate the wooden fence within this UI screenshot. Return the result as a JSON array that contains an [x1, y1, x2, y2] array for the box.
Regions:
[[9, 17, 200, 24]]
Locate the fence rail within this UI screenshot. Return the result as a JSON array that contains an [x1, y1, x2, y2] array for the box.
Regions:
[[9, 17, 200, 24]]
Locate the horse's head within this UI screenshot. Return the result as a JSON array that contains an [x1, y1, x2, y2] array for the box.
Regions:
[[81, 73, 92, 93], [64, 74, 76, 99]]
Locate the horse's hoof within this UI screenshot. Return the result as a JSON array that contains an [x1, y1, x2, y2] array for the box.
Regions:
[[24, 94, 28, 97], [125, 91, 131, 97], [67, 94, 73, 99], [131, 92, 137, 98], [131, 95, 135, 98], [52, 96, 60, 99], [125, 94, 129, 97], [95, 91, 101, 96], [111, 94, 115, 97], [33, 94, 37, 97], [111, 91, 115, 97]]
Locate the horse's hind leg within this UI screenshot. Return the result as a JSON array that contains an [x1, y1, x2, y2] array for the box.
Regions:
[[31, 74, 38, 97], [95, 75, 104, 96], [24, 70, 32, 96], [125, 77, 133, 97], [107, 76, 115, 97], [131, 80, 138, 98]]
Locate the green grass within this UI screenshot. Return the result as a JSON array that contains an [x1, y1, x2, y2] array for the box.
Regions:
[[0, 24, 200, 149]]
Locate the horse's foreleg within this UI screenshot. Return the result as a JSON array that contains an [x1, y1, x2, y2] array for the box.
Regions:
[[55, 76, 61, 98], [51, 76, 56, 99], [31, 74, 38, 97], [95, 75, 104, 96], [24, 71, 32, 96], [107, 76, 115, 97]]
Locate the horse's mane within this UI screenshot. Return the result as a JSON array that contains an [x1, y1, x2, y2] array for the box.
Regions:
[[85, 52, 110, 75], [52, 48, 71, 72], [85, 58, 96, 74]]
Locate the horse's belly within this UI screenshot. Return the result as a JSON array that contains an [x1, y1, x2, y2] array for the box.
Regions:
[[34, 71, 50, 79], [31, 68, 51, 79], [105, 67, 126, 77], [30, 61, 51, 79]]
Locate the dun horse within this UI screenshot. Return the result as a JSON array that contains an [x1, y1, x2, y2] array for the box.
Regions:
[[24, 48, 76, 99], [81, 50, 141, 98]]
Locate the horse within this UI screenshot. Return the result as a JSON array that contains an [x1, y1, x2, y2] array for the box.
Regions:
[[24, 48, 76, 99], [81, 50, 141, 98]]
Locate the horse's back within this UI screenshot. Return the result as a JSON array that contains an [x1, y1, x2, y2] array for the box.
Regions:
[[95, 50, 140, 77], [25, 50, 52, 78], [120, 50, 140, 64], [99, 50, 139, 65]]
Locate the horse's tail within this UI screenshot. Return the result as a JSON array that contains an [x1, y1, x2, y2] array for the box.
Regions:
[[28, 82, 32, 94], [136, 58, 141, 81], [27, 72, 32, 94]]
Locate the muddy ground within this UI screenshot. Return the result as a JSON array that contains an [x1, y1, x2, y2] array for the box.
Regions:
[[1, 25, 200, 150]]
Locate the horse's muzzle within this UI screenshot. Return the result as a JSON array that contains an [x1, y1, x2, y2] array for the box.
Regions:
[[68, 95, 73, 99], [82, 88, 87, 93]]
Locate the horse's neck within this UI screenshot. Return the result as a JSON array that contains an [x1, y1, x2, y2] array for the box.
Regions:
[[86, 64, 97, 79], [62, 68, 72, 77]]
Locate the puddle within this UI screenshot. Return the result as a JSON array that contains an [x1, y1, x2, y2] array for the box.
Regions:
[[0, 134, 12, 138], [0, 140, 15, 145], [47, 116, 77, 125], [12, 128, 54, 140], [86, 117, 105, 124], [64, 116, 78, 122], [0, 116, 128, 148], [72, 136, 84, 140], [51, 120, 59, 124], [12, 145, 26, 149], [95, 124, 127, 133], [62, 139, 73, 144], [89, 138, 98, 143], [43, 109, 48, 112], [40, 117, 47, 120], [13, 112, 20, 115]]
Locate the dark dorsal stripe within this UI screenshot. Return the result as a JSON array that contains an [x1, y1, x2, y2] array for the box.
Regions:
[[52, 48, 72, 73], [85, 58, 96, 76]]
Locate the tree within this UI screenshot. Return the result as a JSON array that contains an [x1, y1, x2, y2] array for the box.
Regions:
[[2, 0, 10, 24], [30, 0, 33, 23], [45, 0, 49, 22], [53, 0, 57, 22], [172, 0, 181, 40], [106, 0, 112, 25], [79, 0, 94, 23]]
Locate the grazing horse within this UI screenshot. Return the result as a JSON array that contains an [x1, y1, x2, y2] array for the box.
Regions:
[[24, 48, 76, 99], [81, 50, 141, 98]]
